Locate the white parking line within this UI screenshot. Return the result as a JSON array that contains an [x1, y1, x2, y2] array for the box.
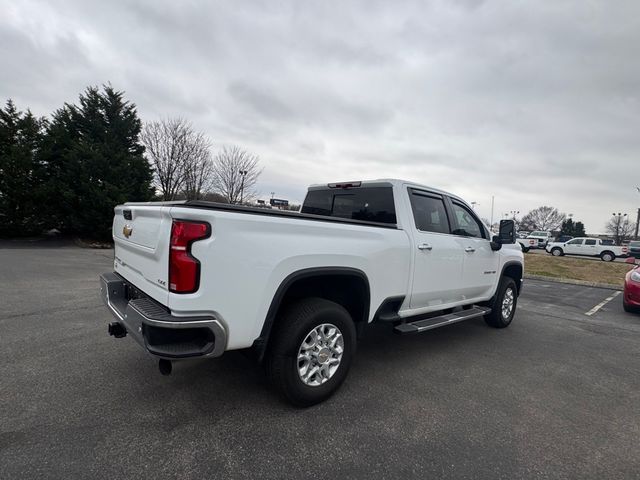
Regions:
[[584, 292, 621, 316]]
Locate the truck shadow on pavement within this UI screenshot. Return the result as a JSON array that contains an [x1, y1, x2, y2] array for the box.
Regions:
[[120, 318, 499, 413]]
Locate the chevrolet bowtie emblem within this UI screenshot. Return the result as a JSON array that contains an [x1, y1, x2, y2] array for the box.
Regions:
[[123, 225, 133, 238]]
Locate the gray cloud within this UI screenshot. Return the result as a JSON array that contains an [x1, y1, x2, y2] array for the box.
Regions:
[[1, 0, 639, 231]]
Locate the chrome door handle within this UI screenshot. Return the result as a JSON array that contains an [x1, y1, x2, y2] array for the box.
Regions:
[[417, 243, 433, 251], [464, 247, 476, 253]]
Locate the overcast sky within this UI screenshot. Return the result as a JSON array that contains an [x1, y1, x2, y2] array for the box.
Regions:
[[2, 0, 639, 232]]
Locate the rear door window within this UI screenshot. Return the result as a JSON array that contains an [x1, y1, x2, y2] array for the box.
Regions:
[[408, 190, 450, 234], [301, 187, 396, 224], [584, 239, 597, 246]]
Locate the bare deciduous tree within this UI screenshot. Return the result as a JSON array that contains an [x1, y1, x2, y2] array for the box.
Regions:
[[605, 214, 634, 245], [520, 206, 566, 232], [181, 133, 213, 201], [211, 146, 262, 204], [141, 118, 212, 200]]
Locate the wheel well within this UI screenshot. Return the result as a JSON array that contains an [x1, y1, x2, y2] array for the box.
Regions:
[[503, 263, 523, 294], [253, 270, 370, 361]]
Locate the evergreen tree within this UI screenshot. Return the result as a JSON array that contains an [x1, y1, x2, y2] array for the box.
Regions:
[[559, 218, 575, 236], [42, 86, 153, 239], [0, 100, 47, 236], [559, 218, 587, 237]]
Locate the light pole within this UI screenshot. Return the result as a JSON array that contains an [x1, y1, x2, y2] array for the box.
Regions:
[[490, 196, 495, 230], [612, 212, 628, 245], [239, 170, 248, 204], [635, 187, 640, 240]]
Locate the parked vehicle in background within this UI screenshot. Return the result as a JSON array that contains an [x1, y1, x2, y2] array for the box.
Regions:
[[554, 235, 573, 243], [526, 231, 553, 249], [627, 241, 640, 259], [517, 237, 536, 253], [517, 231, 530, 239], [99, 179, 523, 406], [545, 237, 628, 262], [623, 265, 640, 312]]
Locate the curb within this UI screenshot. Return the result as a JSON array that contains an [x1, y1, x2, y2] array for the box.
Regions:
[[524, 274, 624, 291]]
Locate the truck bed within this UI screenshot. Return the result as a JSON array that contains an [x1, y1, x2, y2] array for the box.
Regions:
[[158, 200, 399, 230]]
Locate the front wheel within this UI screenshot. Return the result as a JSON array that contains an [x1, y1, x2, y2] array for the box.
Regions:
[[266, 298, 356, 407], [551, 247, 563, 256], [484, 277, 518, 328], [601, 251, 615, 262]]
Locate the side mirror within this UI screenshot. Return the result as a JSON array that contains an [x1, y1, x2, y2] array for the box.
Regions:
[[498, 219, 516, 244]]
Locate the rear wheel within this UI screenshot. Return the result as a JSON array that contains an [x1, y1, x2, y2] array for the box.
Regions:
[[266, 298, 356, 407], [601, 251, 615, 262], [484, 277, 518, 328], [551, 247, 563, 256]]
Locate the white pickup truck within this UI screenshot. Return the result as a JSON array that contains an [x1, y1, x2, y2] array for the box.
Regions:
[[545, 237, 628, 262], [516, 237, 537, 253], [100, 179, 524, 406]]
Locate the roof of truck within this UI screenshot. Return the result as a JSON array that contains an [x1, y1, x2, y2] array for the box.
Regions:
[[307, 178, 467, 204]]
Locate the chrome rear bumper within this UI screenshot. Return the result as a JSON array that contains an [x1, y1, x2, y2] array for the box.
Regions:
[[99, 272, 226, 359]]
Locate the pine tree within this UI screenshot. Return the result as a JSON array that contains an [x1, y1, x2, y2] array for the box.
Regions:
[[559, 218, 587, 237], [41, 86, 153, 239], [0, 100, 47, 236], [559, 218, 575, 236]]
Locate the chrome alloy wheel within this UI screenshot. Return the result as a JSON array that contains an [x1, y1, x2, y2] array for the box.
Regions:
[[297, 323, 344, 387], [501, 287, 515, 320]]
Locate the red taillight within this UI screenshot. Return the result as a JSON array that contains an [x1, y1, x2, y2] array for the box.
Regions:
[[169, 220, 210, 293]]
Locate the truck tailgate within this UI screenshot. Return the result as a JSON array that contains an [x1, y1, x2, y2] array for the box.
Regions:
[[112, 204, 172, 305]]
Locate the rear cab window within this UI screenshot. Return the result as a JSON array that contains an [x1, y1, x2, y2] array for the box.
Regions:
[[301, 186, 397, 224]]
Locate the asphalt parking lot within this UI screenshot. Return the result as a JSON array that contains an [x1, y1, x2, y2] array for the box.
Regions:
[[2, 243, 640, 479]]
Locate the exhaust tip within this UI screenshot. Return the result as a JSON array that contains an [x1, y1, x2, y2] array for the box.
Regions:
[[108, 322, 127, 338]]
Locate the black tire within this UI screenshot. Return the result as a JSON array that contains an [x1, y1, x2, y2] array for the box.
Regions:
[[623, 300, 639, 313], [266, 298, 356, 407], [551, 247, 563, 257], [600, 251, 615, 262], [484, 277, 518, 328], [520, 244, 529, 253]]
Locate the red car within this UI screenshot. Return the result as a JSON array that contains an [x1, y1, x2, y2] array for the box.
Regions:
[[623, 264, 640, 312]]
